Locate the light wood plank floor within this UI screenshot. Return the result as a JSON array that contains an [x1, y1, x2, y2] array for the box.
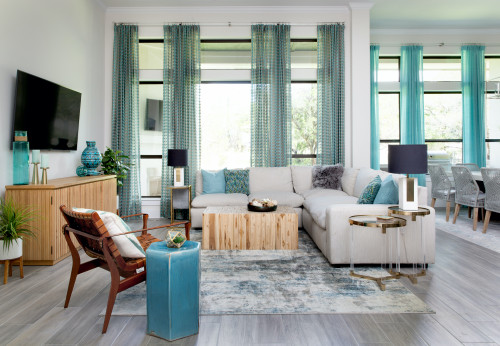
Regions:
[[1, 209, 499, 345]]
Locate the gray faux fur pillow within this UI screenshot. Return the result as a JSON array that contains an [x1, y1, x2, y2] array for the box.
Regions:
[[312, 164, 344, 190]]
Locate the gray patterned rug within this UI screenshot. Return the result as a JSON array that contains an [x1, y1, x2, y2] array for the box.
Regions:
[[104, 227, 432, 315]]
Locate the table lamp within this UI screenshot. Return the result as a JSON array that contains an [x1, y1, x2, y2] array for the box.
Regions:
[[168, 149, 188, 187], [388, 144, 428, 211]]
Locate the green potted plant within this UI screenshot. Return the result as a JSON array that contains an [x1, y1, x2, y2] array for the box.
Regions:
[[100, 147, 131, 209], [0, 198, 36, 260]]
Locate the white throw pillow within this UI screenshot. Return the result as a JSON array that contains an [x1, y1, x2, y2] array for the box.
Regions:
[[72, 208, 145, 258], [341, 167, 359, 196], [290, 166, 313, 194], [249, 167, 293, 193], [353, 168, 380, 198]]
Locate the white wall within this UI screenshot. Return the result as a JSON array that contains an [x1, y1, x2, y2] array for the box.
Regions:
[[105, 6, 374, 170], [0, 0, 106, 197]]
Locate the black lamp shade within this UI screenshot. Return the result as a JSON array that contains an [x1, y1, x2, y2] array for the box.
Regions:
[[167, 149, 188, 167], [388, 144, 428, 174]]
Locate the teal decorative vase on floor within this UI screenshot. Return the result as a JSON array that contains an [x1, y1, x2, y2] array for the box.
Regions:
[[81, 141, 102, 176], [13, 131, 29, 185]]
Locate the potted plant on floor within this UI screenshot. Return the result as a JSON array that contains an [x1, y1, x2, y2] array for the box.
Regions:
[[100, 147, 131, 210], [0, 198, 36, 260]]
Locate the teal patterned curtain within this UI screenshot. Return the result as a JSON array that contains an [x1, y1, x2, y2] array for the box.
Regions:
[[461, 45, 486, 168], [251, 24, 291, 167], [370, 45, 380, 170], [112, 24, 141, 216], [317, 24, 345, 165], [161, 25, 201, 218], [400, 45, 426, 186]]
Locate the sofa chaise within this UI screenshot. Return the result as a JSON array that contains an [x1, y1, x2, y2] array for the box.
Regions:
[[191, 166, 435, 265]]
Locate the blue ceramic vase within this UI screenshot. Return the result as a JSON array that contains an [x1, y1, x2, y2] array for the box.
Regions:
[[81, 141, 101, 176], [13, 131, 30, 185]]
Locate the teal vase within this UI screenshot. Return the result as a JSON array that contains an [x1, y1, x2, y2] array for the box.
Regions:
[[81, 141, 102, 176], [13, 131, 30, 185]]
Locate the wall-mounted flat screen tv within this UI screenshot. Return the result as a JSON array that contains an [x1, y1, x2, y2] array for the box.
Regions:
[[12, 70, 82, 150]]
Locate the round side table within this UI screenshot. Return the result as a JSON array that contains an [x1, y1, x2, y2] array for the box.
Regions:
[[348, 215, 406, 291], [387, 206, 431, 284]]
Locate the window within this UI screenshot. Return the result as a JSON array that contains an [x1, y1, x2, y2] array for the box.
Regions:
[[292, 83, 317, 165], [379, 93, 399, 165], [486, 57, 500, 167]]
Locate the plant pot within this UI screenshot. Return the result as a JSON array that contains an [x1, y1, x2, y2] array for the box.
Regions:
[[0, 238, 22, 260]]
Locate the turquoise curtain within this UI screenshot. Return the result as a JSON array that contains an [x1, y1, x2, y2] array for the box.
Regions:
[[250, 24, 292, 167], [317, 24, 345, 165], [370, 45, 380, 170], [161, 25, 201, 217], [461, 45, 486, 168], [400, 45, 426, 186], [112, 24, 142, 216]]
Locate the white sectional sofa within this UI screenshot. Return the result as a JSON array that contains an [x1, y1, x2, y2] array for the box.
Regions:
[[191, 166, 435, 265]]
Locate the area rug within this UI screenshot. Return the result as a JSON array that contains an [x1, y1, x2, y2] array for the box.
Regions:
[[103, 228, 433, 316], [435, 210, 500, 254]]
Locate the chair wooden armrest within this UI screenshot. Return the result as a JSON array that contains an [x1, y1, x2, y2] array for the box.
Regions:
[[120, 213, 149, 231]]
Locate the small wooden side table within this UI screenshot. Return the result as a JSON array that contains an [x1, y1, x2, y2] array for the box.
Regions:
[[167, 185, 192, 224], [348, 215, 406, 291], [1, 256, 24, 284], [388, 206, 431, 284]]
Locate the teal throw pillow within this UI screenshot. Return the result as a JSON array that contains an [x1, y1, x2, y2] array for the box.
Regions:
[[374, 175, 399, 204], [202, 169, 226, 194], [224, 169, 250, 195], [357, 175, 382, 204]]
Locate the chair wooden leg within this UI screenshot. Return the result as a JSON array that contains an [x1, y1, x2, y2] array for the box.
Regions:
[[185, 222, 191, 241], [3, 260, 9, 284], [453, 204, 461, 224], [8, 261, 13, 277], [481, 208, 484, 222], [431, 198, 436, 208], [473, 207, 479, 231], [102, 269, 120, 334], [446, 201, 451, 222], [468, 207, 472, 218], [483, 210, 491, 234], [64, 230, 81, 308], [19, 256, 23, 279]]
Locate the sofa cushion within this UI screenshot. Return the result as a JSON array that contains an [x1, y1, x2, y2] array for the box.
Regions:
[[191, 193, 248, 208], [301, 188, 349, 200], [202, 169, 226, 194], [373, 175, 399, 204], [353, 168, 380, 198], [357, 176, 382, 204], [303, 194, 358, 228], [249, 167, 293, 193], [341, 167, 359, 196], [224, 169, 250, 194], [290, 166, 313, 194], [249, 191, 304, 208], [312, 165, 344, 190]]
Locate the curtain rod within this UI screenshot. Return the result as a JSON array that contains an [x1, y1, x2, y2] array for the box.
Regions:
[[374, 43, 500, 48], [117, 22, 344, 27]]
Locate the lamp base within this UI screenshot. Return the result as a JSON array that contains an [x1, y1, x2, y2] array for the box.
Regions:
[[173, 167, 184, 187], [398, 176, 418, 211]]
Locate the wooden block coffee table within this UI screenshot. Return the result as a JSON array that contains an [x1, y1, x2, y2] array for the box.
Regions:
[[202, 206, 298, 250]]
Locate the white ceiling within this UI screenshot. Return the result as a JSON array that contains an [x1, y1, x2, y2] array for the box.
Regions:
[[100, 0, 500, 30]]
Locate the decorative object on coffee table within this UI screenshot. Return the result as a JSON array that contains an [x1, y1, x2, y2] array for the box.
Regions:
[[248, 198, 278, 212], [388, 144, 428, 210], [146, 240, 200, 341], [202, 206, 298, 250], [349, 214, 406, 291], [388, 206, 430, 284], [166, 230, 186, 248], [168, 149, 188, 187], [81, 141, 102, 176], [13, 131, 30, 185], [31, 150, 40, 184]]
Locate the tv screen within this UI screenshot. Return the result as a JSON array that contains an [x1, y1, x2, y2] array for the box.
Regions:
[[145, 98, 162, 131], [12, 70, 82, 150]]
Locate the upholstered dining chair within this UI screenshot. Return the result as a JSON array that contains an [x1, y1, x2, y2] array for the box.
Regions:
[[428, 164, 455, 221], [451, 166, 485, 231], [457, 163, 480, 171], [59, 205, 191, 333], [480, 168, 500, 234]]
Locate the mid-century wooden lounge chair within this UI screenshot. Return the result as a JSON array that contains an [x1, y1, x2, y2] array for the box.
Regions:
[[59, 205, 191, 333]]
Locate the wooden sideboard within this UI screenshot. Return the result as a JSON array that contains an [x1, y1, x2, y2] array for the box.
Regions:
[[5, 175, 117, 265]]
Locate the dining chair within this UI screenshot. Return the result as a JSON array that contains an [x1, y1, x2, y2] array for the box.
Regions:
[[59, 205, 191, 333], [451, 166, 485, 231], [480, 168, 500, 234], [428, 164, 455, 221], [457, 163, 480, 172]]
